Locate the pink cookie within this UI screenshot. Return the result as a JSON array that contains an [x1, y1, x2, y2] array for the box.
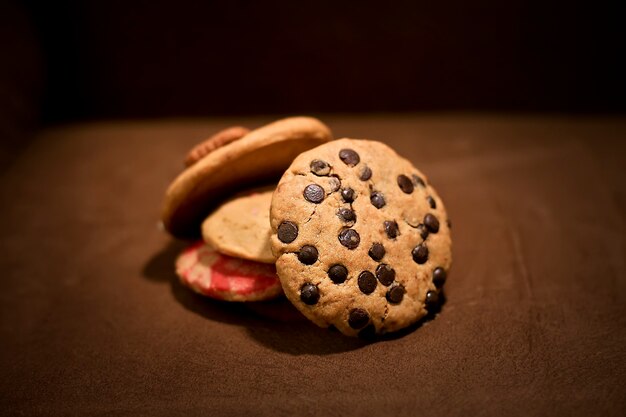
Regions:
[[175, 242, 283, 302]]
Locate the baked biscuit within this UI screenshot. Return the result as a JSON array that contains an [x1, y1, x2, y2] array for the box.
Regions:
[[162, 117, 333, 238], [184, 126, 250, 167], [202, 187, 275, 264], [270, 139, 452, 336], [176, 241, 282, 301]]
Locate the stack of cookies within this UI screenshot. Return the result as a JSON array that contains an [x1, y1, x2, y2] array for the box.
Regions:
[[162, 117, 452, 337]]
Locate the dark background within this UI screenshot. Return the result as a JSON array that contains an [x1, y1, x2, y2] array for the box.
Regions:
[[2, 0, 625, 130], [2, 2, 626, 415]]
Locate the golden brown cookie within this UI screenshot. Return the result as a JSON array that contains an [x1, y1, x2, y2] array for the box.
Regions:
[[202, 187, 275, 264], [270, 139, 452, 337], [162, 117, 333, 239], [184, 126, 250, 167]]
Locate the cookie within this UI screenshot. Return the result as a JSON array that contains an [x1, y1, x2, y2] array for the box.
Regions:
[[162, 117, 333, 239], [270, 139, 452, 336], [184, 126, 250, 167], [176, 241, 282, 302], [202, 187, 275, 264]]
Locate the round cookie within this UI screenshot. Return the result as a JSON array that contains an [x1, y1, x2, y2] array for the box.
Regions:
[[270, 139, 452, 336], [202, 187, 275, 264], [176, 241, 282, 302], [184, 126, 250, 167], [162, 117, 333, 239]]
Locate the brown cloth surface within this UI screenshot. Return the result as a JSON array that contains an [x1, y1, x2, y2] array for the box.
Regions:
[[1, 114, 625, 416]]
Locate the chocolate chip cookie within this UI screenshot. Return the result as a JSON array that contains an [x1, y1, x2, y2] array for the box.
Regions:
[[270, 139, 452, 336]]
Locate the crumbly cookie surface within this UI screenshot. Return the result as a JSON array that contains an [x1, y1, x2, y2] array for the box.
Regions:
[[202, 188, 275, 264], [270, 139, 452, 336]]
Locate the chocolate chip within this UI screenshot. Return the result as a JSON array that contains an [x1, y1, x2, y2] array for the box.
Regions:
[[310, 159, 330, 176], [376, 264, 395, 286], [412, 244, 429, 264], [329, 176, 341, 192], [368, 243, 385, 261], [277, 221, 298, 243], [359, 166, 372, 181], [337, 208, 356, 223], [416, 224, 429, 240], [303, 184, 325, 204], [424, 213, 440, 233], [386, 283, 405, 304], [358, 271, 377, 294], [433, 267, 447, 288], [297, 245, 318, 265], [427, 196, 437, 209], [412, 174, 426, 187], [384, 220, 399, 239], [425, 290, 439, 307], [341, 187, 355, 203], [397, 175, 414, 194], [328, 264, 348, 284], [348, 308, 370, 329], [339, 149, 360, 166], [300, 283, 319, 305], [338, 228, 360, 249], [370, 192, 386, 209]]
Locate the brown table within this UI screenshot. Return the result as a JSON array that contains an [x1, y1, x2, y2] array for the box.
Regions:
[[1, 114, 625, 416]]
